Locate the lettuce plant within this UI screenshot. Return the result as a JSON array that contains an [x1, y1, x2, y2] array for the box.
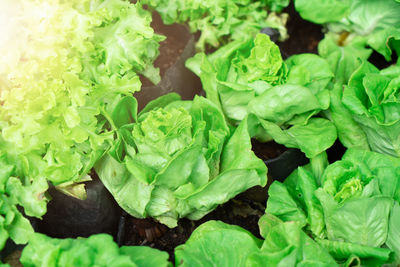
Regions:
[[175, 217, 338, 266], [295, 0, 400, 36], [0, 0, 163, 252], [187, 34, 337, 178], [266, 149, 400, 265], [95, 94, 267, 227], [142, 0, 288, 51], [342, 61, 400, 157], [0, 0, 164, 189], [19, 233, 170, 267]]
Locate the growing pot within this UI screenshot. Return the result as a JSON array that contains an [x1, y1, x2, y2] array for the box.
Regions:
[[35, 177, 121, 239], [135, 12, 202, 111]]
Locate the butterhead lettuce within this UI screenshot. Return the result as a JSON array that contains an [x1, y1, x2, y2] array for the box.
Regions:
[[187, 34, 337, 163], [95, 94, 267, 227], [266, 149, 400, 265]]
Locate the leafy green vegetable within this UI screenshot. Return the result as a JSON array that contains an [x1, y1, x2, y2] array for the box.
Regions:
[[175, 220, 263, 267], [249, 214, 338, 266], [142, 0, 288, 51], [0, 0, 164, 187], [187, 34, 337, 160], [20, 233, 171, 267], [295, 0, 400, 36], [95, 94, 267, 227], [0, 153, 47, 251], [175, 216, 338, 267], [317, 34, 372, 150], [266, 149, 400, 265], [342, 61, 400, 157], [0, 0, 164, 252]]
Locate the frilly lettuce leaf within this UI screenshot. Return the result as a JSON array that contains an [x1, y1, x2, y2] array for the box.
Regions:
[[95, 94, 267, 227], [0, 0, 163, 253], [19, 233, 171, 267], [0, 153, 48, 251], [0, 0, 163, 186], [142, 0, 288, 51]]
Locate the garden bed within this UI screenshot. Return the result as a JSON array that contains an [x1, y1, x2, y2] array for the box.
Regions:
[[1, 0, 400, 266]]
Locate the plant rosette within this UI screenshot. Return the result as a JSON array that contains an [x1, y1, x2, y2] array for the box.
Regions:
[[186, 33, 337, 180], [267, 149, 400, 265], [95, 93, 267, 227]]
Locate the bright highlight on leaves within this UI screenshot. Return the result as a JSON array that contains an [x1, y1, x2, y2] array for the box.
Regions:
[[0, 0, 163, 251]]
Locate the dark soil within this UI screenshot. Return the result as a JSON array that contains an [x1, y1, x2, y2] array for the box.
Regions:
[[140, 12, 191, 87], [251, 139, 287, 161], [120, 199, 265, 262], [278, 3, 324, 57]]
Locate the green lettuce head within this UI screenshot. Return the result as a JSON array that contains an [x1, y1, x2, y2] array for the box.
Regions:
[[342, 61, 400, 157], [95, 94, 267, 227], [266, 149, 400, 265], [0, 0, 164, 190], [187, 34, 337, 161]]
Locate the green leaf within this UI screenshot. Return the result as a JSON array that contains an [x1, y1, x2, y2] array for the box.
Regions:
[[111, 96, 138, 129], [316, 191, 393, 247], [367, 27, 400, 60], [342, 61, 400, 157], [286, 54, 334, 94], [20, 233, 170, 267], [248, 84, 323, 124], [328, 83, 370, 150], [252, 214, 338, 267], [294, 0, 350, 24], [120, 246, 171, 267], [317, 238, 393, 262], [142, 0, 288, 51], [258, 118, 337, 158], [386, 202, 400, 263], [175, 221, 262, 267], [318, 34, 372, 85]]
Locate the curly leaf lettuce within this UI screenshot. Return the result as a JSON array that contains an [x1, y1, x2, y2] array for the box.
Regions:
[[295, 0, 400, 36], [266, 149, 400, 265], [20, 233, 171, 267], [0, 0, 163, 186], [95, 94, 267, 227], [142, 0, 288, 51], [0, 154, 47, 251]]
